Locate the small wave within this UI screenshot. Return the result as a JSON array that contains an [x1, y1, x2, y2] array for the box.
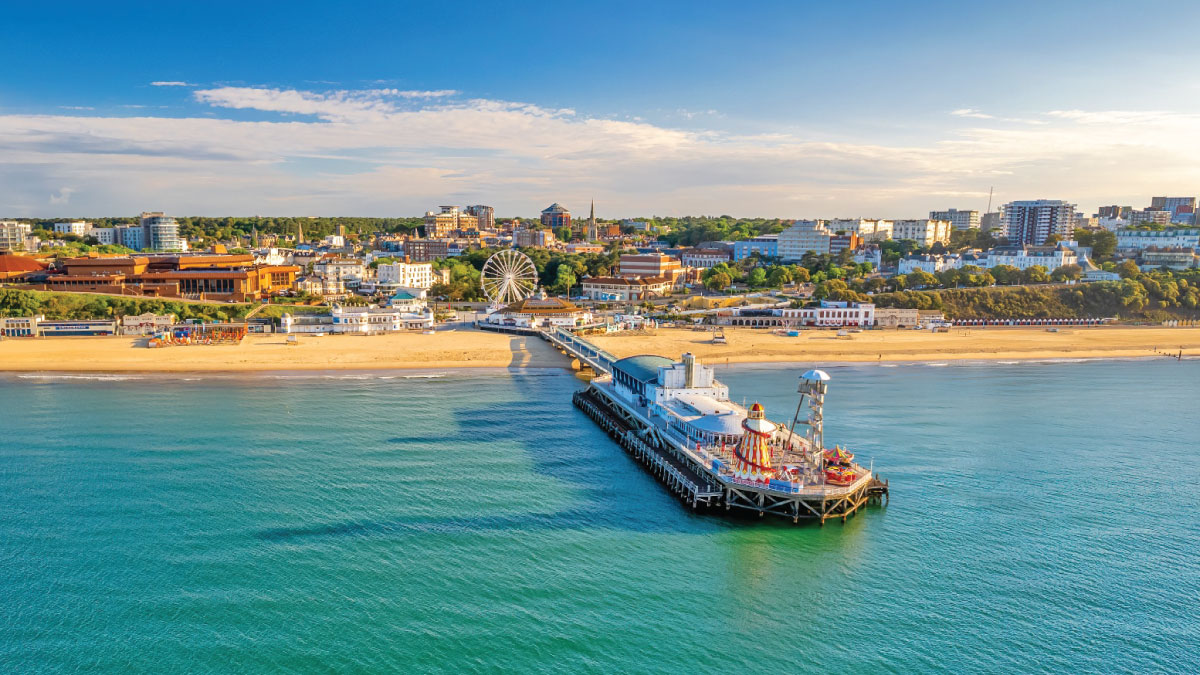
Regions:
[[879, 364, 897, 368], [925, 363, 949, 367], [400, 374, 445, 379], [17, 374, 142, 381]]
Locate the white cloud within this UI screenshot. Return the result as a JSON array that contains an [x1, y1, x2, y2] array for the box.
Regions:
[[950, 108, 994, 119], [150, 81, 194, 87], [3, 87, 1200, 217], [49, 187, 74, 205], [58, 106, 94, 111]]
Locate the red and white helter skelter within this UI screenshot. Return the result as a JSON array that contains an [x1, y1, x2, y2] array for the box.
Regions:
[[731, 402, 778, 484]]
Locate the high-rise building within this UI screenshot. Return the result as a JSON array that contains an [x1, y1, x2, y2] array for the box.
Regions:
[[929, 209, 980, 231], [778, 220, 833, 260], [1128, 209, 1173, 226], [981, 211, 1003, 231], [0, 221, 32, 251], [1001, 200, 1077, 245], [138, 212, 182, 251], [465, 205, 495, 230], [1149, 197, 1196, 217], [893, 220, 954, 247], [1095, 205, 1132, 220], [423, 206, 478, 237], [540, 203, 571, 230]]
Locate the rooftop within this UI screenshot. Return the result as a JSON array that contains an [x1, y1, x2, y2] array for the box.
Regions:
[[498, 296, 583, 315], [612, 354, 674, 384]]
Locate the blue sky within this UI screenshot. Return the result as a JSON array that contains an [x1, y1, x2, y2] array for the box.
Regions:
[[3, 0, 1200, 217]]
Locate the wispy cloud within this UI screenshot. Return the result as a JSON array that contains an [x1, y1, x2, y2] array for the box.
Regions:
[[950, 108, 994, 119], [150, 81, 194, 87], [58, 106, 94, 111], [4, 89, 1200, 216]]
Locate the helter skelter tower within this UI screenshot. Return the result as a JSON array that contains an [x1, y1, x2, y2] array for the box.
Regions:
[[732, 403, 779, 484], [798, 369, 831, 468]]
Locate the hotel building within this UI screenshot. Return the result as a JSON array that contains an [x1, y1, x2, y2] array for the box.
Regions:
[[1002, 200, 1077, 245], [929, 209, 980, 231]]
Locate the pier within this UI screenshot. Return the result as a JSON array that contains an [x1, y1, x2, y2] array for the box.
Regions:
[[549, 327, 889, 524]]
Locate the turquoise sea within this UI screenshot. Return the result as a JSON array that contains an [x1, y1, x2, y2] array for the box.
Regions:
[[1, 360, 1197, 673]]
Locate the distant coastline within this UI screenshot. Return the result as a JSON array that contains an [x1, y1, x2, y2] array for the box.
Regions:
[[0, 325, 1195, 373]]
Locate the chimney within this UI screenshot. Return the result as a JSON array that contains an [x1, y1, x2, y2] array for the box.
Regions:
[[683, 352, 695, 388]]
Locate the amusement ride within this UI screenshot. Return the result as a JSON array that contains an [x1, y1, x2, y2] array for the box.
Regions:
[[480, 249, 538, 307]]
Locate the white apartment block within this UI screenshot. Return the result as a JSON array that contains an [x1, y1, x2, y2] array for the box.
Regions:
[[930, 209, 980, 231], [53, 221, 92, 236], [0, 221, 32, 251], [898, 254, 962, 275], [313, 258, 366, 283], [893, 219, 953, 247], [1115, 228, 1200, 253], [985, 245, 1078, 271], [830, 218, 893, 242], [377, 261, 435, 289], [1002, 200, 1077, 245], [779, 220, 833, 260], [679, 248, 731, 269]]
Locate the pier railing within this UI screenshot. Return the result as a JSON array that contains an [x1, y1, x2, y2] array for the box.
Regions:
[[543, 328, 619, 374]]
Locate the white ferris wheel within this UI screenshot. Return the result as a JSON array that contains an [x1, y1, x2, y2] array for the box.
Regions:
[[480, 249, 538, 305]]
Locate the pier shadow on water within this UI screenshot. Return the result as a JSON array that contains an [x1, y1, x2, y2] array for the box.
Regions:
[[255, 367, 741, 542]]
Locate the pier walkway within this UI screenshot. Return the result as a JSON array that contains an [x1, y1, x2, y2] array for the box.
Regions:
[[542, 328, 618, 374]]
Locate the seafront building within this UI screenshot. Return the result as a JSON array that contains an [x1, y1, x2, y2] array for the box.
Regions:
[[930, 209, 980, 231], [0, 221, 33, 251], [482, 294, 594, 329], [38, 254, 298, 302], [731, 234, 779, 260], [581, 276, 674, 302], [892, 219, 953, 247], [1001, 200, 1077, 245], [1115, 228, 1200, 253], [830, 219, 893, 242], [281, 303, 434, 334], [985, 244, 1078, 271], [618, 253, 682, 281], [778, 220, 833, 260], [679, 248, 731, 269], [376, 260, 434, 289]]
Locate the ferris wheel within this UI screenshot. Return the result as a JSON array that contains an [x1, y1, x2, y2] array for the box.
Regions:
[[481, 249, 538, 305]]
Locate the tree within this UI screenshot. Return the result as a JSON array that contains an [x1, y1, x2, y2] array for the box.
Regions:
[[905, 269, 938, 289], [1043, 234, 1061, 246], [1116, 259, 1141, 279], [704, 272, 732, 291], [791, 266, 811, 284], [555, 227, 572, 242], [1023, 265, 1050, 284], [553, 265, 577, 295], [1051, 264, 1083, 282], [767, 266, 793, 287], [989, 265, 1022, 285], [1090, 230, 1117, 259], [747, 268, 767, 287]]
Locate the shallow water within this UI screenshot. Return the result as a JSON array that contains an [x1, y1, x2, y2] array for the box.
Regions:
[[1, 360, 1197, 672]]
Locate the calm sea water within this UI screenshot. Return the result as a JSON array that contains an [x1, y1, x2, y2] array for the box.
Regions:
[[1, 360, 1197, 673]]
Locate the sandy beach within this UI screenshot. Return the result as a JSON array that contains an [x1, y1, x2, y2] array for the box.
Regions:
[[0, 325, 1196, 373]]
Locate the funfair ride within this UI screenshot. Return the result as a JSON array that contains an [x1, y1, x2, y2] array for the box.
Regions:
[[480, 249, 538, 307]]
